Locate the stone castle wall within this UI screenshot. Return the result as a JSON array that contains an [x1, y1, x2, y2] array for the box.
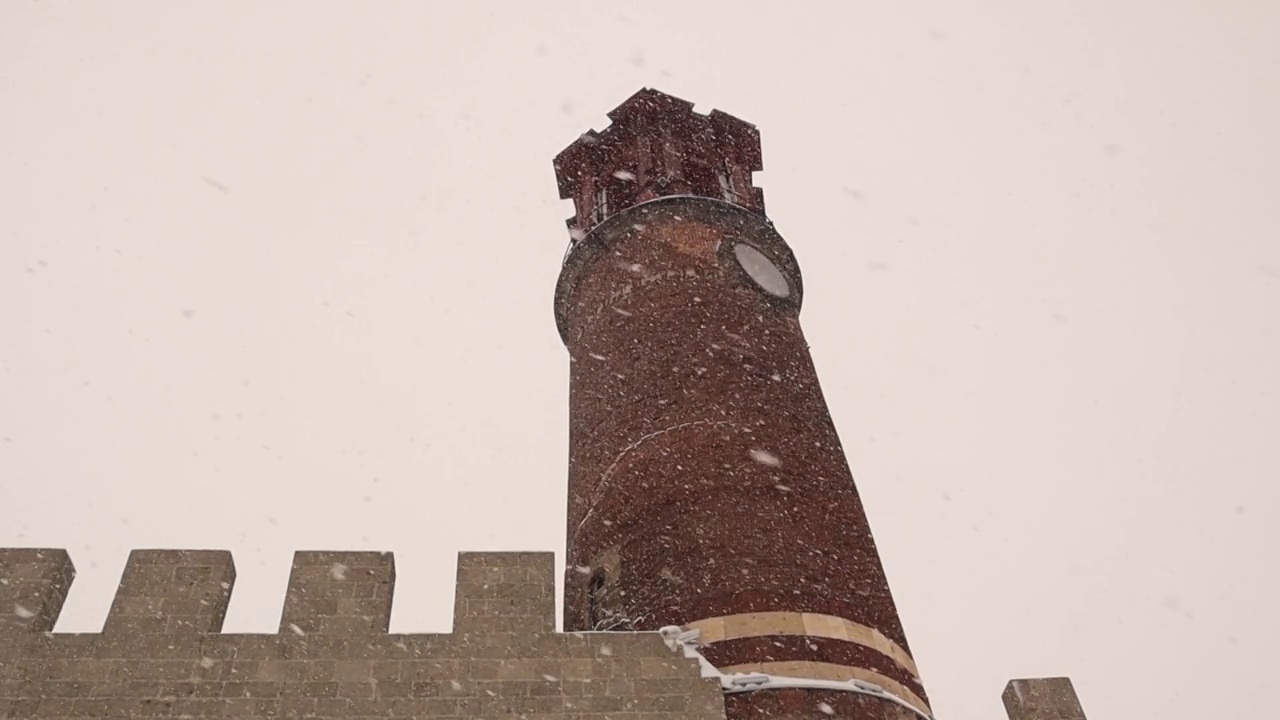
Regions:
[[1, 548, 1085, 719], [1, 549, 723, 719]]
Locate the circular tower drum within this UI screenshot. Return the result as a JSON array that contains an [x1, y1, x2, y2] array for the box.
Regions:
[[554, 89, 930, 720]]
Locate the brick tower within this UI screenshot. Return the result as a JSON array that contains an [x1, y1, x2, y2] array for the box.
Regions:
[[554, 89, 931, 719]]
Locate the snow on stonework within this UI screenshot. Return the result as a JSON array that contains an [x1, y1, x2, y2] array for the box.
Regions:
[[749, 449, 782, 467]]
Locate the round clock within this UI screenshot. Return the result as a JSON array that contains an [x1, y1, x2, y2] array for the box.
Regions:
[[733, 242, 791, 298]]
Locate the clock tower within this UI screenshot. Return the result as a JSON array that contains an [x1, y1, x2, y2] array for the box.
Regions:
[[553, 89, 932, 720]]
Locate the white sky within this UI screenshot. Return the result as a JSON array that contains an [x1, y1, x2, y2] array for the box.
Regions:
[[3, 2, 1278, 718]]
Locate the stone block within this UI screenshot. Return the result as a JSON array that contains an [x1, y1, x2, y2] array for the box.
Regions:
[[0, 549, 74, 636], [453, 552, 555, 634], [1004, 677, 1088, 720], [279, 551, 394, 634], [103, 550, 234, 635]]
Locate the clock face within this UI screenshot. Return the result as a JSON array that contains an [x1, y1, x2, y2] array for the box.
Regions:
[[733, 242, 791, 298]]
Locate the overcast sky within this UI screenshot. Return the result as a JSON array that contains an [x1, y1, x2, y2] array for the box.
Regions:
[[3, 2, 1278, 718]]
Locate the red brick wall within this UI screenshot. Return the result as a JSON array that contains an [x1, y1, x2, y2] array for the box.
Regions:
[[557, 196, 928, 718]]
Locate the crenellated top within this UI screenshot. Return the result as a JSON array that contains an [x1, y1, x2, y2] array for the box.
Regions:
[[0, 548, 726, 720], [554, 88, 765, 243], [0, 548, 550, 638]]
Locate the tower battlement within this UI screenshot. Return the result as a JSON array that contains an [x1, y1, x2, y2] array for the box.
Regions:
[[554, 88, 766, 241]]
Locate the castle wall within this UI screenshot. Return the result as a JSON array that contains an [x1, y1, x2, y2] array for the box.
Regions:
[[2, 547, 1087, 719], [1, 548, 723, 719]]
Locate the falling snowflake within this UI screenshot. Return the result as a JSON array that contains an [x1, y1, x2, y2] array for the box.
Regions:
[[749, 449, 781, 467], [449, 680, 463, 691], [330, 563, 348, 580], [818, 702, 835, 715], [574, 565, 593, 575], [775, 484, 792, 492], [613, 170, 636, 181], [569, 228, 586, 242], [589, 353, 608, 361], [199, 657, 216, 669], [771, 373, 782, 381], [542, 674, 559, 682], [599, 644, 613, 656], [612, 307, 632, 316], [288, 623, 306, 636], [13, 604, 35, 619]]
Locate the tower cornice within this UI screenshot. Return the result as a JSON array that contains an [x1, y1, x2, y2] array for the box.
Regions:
[[552, 195, 803, 347]]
